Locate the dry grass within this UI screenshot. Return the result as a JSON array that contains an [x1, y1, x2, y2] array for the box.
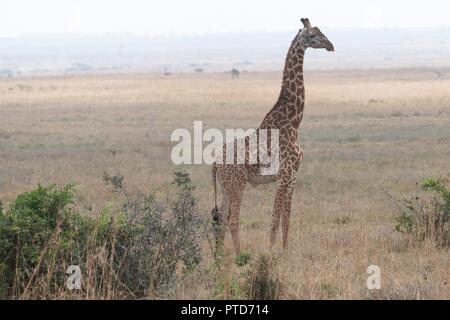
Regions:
[[1, 68, 450, 299]]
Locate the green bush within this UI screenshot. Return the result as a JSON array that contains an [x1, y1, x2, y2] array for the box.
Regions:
[[422, 178, 450, 216], [0, 171, 204, 299], [394, 178, 450, 245], [114, 170, 204, 297], [0, 184, 94, 298]]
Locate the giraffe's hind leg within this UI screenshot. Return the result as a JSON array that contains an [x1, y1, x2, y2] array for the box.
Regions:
[[217, 166, 247, 255], [227, 181, 246, 254]]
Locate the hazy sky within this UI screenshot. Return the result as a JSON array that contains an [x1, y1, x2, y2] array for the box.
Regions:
[[2, 0, 450, 36]]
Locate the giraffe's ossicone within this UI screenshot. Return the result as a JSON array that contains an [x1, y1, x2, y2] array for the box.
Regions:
[[211, 18, 335, 257]]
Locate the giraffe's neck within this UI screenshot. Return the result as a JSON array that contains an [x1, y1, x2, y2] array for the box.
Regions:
[[260, 39, 305, 132]]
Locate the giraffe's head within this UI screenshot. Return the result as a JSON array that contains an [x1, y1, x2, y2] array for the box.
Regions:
[[298, 18, 334, 52]]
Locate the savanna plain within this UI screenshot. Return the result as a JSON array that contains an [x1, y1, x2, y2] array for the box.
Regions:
[[0, 68, 450, 299]]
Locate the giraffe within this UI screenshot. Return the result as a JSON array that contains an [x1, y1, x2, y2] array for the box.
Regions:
[[211, 18, 334, 257]]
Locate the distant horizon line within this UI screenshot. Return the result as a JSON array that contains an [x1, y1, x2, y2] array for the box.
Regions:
[[1, 25, 450, 38]]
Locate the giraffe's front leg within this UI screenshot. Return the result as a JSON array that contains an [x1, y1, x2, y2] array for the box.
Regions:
[[271, 146, 303, 250], [281, 178, 296, 250], [270, 179, 291, 249]]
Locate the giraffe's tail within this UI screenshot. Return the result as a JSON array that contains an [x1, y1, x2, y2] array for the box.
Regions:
[[212, 162, 218, 208], [211, 162, 224, 260]]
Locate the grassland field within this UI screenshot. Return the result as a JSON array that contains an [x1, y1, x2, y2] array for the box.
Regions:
[[0, 68, 450, 298]]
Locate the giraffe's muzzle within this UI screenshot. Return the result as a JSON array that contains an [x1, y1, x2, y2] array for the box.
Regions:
[[324, 40, 335, 52]]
